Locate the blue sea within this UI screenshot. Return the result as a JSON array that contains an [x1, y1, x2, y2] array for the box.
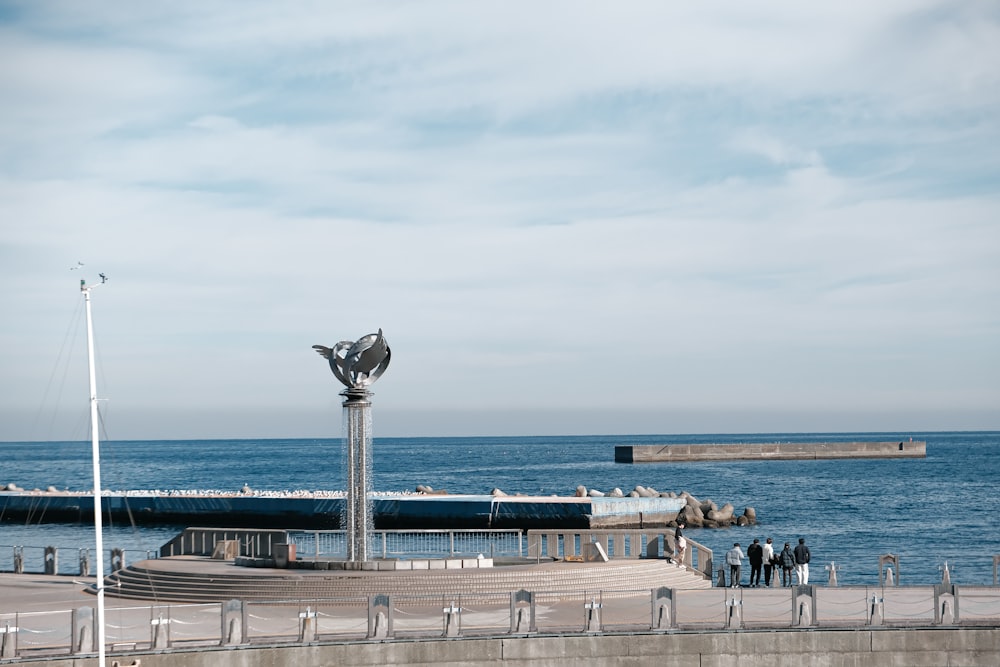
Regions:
[[2, 431, 998, 586]]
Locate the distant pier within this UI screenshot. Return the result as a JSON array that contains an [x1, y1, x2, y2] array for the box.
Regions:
[[615, 440, 926, 463], [0, 491, 686, 530]]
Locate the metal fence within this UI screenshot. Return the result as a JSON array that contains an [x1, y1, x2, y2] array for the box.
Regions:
[[287, 529, 525, 560], [2, 585, 998, 661]]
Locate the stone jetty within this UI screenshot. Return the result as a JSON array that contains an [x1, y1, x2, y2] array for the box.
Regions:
[[616, 440, 926, 463]]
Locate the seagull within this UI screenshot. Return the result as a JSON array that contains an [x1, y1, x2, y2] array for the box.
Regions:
[[99, 273, 107, 282], [70, 261, 84, 270]]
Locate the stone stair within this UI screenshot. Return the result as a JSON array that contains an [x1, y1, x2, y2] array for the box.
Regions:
[[100, 556, 710, 604]]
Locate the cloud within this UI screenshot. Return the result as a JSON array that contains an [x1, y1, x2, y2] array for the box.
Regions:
[[0, 1, 998, 440]]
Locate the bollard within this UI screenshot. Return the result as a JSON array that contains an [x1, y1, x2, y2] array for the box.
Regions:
[[44, 546, 58, 575], [510, 590, 537, 634], [72, 607, 95, 654], [825, 561, 839, 587], [793, 586, 816, 627], [725, 594, 742, 629], [0, 621, 17, 658], [585, 597, 602, 632], [222, 600, 245, 646], [878, 554, 899, 587], [151, 610, 170, 649], [297, 606, 317, 643], [12, 547, 23, 575], [717, 566, 727, 587], [443, 601, 461, 637], [868, 593, 884, 626], [651, 587, 675, 630], [79, 549, 90, 577], [940, 561, 951, 587], [367, 594, 392, 639]]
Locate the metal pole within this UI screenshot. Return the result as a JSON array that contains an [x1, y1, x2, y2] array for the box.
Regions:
[[82, 281, 106, 666]]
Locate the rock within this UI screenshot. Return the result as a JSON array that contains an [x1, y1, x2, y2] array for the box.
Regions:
[[490, 488, 507, 497], [706, 502, 734, 523], [743, 507, 757, 524], [47, 485, 59, 493], [575, 485, 588, 497], [677, 505, 704, 527], [628, 490, 640, 497], [415, 484, 432, 493], [700, 500, 718, 514], [609, 488, 624, 497], [5, 483, 20, 491], [588, 489, 605, 497], [240, 485, 252, 494], [736, 515, 750, 526]]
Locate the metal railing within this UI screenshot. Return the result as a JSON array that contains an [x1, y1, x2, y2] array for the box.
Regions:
[[287, 529, 524, 560], [526, 529, 713, 578], [1, 585, 998, 661]]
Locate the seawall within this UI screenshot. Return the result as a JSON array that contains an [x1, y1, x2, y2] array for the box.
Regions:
[[9, 627, 999, 667], [0, 492, 686, 530], [616, 440, 927, 463]]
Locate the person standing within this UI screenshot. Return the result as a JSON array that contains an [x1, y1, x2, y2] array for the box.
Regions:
[[779, 542, 795, 587], [747, 538, 763, 587], [725, 542, 745, 588], [761, 537, 775, 587], [793, 537, 811, 585], [673, 522, 687, 568]]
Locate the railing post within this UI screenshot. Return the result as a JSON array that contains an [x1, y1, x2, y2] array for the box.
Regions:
[[443, 600, 461, 637], [72, 607, 95, 654], [222, 600, 246, 645], [651, 587, 675, 630], [585, 595, 602, 632], [510, 590, 536, 634], [368, 595, 393, 639], [0, 615, 18, 658]]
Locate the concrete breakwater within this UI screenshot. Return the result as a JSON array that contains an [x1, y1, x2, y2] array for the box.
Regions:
[[0, 490, 690, 530], [616, 439, 927, 463]]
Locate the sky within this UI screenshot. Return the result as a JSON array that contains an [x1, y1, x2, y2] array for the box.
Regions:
[[1, 1, 998, 441]]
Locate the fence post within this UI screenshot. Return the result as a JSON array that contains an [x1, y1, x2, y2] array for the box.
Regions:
[[0, 617, 18, 658], [651, 587, 675, 630], [510, 590, 536, 634], [585, 596, 602, 632], [793, 585, 815, 627], [72, 607, 95, 654], [368, 594, 392, 639], [12, 547, 23, 574], [298, 606, 317, 643], [443, 600, 461, 637], [151, 609, 170, 649], [222, 600, 246, 645]]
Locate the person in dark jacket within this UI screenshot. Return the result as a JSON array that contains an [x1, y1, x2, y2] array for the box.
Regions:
[[779, 542, 795, 587], [747, 538, 763, 587], [793, 537, 811, 585]]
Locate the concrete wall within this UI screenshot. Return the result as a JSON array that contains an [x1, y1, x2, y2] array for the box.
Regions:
[[11, 627, 999, 667]]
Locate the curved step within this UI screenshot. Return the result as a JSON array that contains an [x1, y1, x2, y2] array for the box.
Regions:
[[100, 556, 710, 603]]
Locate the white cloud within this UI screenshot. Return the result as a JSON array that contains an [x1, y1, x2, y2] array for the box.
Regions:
[[0, 1, 997, 439]]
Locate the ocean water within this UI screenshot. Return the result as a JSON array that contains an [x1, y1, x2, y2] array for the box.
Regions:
[[1, 431, 998, 586]]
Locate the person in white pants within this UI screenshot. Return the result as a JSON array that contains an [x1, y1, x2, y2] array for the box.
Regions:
[[793, 537, 811, 585]]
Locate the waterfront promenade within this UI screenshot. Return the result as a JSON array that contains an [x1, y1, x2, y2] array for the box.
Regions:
[[2, 557, 999, 666]]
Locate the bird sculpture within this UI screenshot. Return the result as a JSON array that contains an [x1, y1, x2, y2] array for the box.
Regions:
[[313, 329, 391, 389]]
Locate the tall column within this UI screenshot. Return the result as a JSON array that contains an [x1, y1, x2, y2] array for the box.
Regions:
[[342, 388, 372, 562], [314, 329, 390, 563]]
